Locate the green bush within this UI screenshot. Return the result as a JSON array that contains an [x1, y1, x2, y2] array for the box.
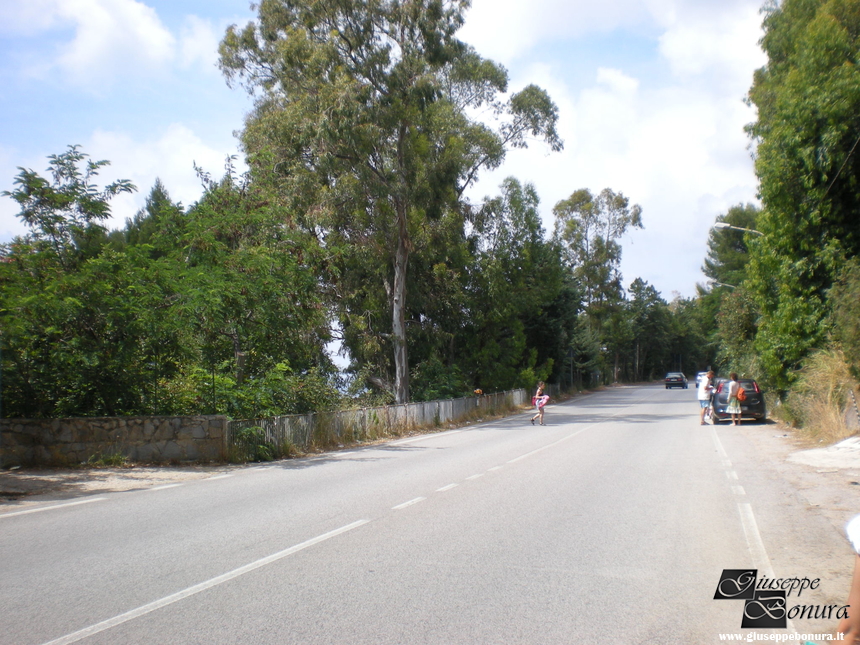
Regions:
[[233, 426, 275, 462]]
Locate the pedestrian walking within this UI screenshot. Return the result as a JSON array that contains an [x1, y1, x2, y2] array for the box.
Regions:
[[531, 381, 549, 426], [697, 370, 715, 425], [725, 372, 742, 425]]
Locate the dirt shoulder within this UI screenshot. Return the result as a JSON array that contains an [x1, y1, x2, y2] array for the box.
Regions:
[[0, 464, 239, 506]]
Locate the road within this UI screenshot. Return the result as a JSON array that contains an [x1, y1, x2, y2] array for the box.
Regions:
[[0, 385, 853, 644]]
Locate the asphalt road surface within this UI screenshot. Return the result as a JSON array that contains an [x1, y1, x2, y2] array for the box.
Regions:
[[0, 385, 852, 644]]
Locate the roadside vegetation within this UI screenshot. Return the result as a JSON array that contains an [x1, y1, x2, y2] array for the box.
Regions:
[[1, 0, 859, 444]]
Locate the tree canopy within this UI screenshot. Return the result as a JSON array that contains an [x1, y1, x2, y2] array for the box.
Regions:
[[746, 0, 860, 389], [218, 0, 562, 403]]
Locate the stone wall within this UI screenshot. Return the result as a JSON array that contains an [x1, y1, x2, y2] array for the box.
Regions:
[[0, 415, 229, 467]]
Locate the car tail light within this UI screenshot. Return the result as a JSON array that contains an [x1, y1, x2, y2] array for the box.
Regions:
[[753, 382, 761, 393], [716, 382, 724, 393]]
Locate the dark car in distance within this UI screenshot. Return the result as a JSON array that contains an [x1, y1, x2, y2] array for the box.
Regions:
[[711, 378, 767, 423], [664, 372, 688, 389]]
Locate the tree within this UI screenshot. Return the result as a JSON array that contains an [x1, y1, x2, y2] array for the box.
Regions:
[[219, 0, 562, 403], [553, 187, 642, 382], [2, 145, 135, 270], [627, 278, 671, 381], [552, 188, 643, 315], [829, 259, 860, 378], [464, 177, 571, 390], [746, 0, 860, 389], [702, 203, 760, 289]]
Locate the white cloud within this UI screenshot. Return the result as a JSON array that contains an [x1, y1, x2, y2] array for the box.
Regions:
[[3, 0, 223, 87], [460, 0, 765, 297], [86, 124, 242, 228], [656, 1, 767, 87], [178, 15, 221, 74], [53, 0, 176, 85], [0, 0, 63, 34], [0, 126, 243, 242], [460, 0, 649, 65]]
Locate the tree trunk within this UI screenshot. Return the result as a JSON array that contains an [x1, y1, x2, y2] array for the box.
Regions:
[[392, 202, 410, 404]]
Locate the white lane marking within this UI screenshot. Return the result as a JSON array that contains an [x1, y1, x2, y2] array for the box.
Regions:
[[465, 474, 484, 481], [726, 471, 739, 481], [39, 520, 370, 645], [147, 484, 182, 491], [710, 426, 799, 634], [0, 497, 107, 520], [392, 497, 426, 510], [507, 427, 589, 464], [436, 484, 458, 492], [337, 452, 358, 457], [738, 502, 775, 577], [711, 430, 730, 460], [390, 430, 462, 446], [732, 485, 746, 496], [205, 475, 233, 481], [488, 466, 503, 472]]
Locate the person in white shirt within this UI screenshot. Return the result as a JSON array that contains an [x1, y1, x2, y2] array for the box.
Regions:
[[697, 370, 715, 425]]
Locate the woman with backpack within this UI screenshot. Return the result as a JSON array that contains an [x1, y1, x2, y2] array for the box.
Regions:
[[726, 372, 742, 425]]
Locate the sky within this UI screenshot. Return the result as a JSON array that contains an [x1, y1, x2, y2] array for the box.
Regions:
[[0, 0, 768, 300]]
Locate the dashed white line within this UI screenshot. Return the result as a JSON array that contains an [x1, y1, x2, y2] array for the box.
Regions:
[[392, 497, 426, 510], [0, 497, 107, 519], [710, 427, 798, 632], [465, 474, 484, 481], [507, 427, 588, 464], [38, 519, 370, 645], [726, 471, 739, 481], [732, 485, 746, 496], [487, 466, 503, 472], [436, 484, 459, 492], [205, 475, 234, 481]]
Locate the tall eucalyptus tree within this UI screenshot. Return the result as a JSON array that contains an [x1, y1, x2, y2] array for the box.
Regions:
[[219, 0, 562, 402]]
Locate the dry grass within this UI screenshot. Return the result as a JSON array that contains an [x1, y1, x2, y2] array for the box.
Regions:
[[779, 349, 859, 444]]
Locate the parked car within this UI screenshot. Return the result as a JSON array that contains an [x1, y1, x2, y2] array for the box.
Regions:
[[664, 372, 688, 389], [711, 378, 767, 423]]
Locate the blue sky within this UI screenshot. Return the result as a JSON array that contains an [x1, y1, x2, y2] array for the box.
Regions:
[[0, 0, 767, 299]]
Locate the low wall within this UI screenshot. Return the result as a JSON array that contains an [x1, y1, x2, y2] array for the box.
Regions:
[[0, 416, 229, 467], [0, 388, 534, 466], [228, 389, 529, 459]]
